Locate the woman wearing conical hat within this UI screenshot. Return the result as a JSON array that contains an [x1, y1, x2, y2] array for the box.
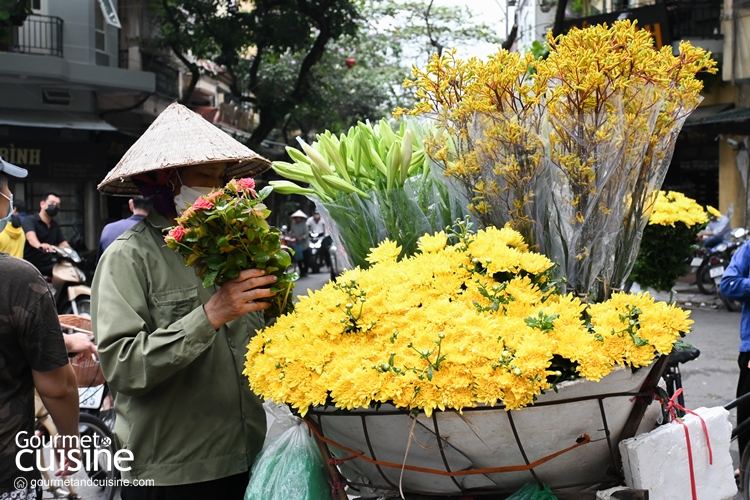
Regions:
[[93, 103, 275, 499]]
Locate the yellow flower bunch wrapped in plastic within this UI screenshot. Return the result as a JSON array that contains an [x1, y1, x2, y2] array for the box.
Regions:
[[245, 222, 692, 417], [395, 20, 717, 301]]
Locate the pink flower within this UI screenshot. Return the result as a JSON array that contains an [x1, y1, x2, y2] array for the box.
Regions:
[[192, 197, 214, 211], [168, 226, 185, 243], [208, 189, 225, 201], [240, 178, 256, 191]]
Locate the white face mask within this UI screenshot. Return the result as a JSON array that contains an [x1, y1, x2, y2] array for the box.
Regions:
[[174, 185, 214, 215]]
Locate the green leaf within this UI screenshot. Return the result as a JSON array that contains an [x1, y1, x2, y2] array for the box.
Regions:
[[253, 251, 271, 263], [206, 255, 225, 270], [203, 271, 219, 288], [223, 268, 240, 280], [235, 253, 248, 268], [274, 250, 291, 267], [257, 186, 273, 200], [217, 237, 230, 248]]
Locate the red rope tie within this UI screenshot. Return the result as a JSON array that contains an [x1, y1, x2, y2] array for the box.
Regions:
[[327, 478, 348, 500], [330, 455, 358, 466], [665, 388, 714, 500], [304, 418, 591, 476]]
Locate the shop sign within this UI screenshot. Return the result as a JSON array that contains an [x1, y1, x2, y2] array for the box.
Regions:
[[0, 142, 107, 180]]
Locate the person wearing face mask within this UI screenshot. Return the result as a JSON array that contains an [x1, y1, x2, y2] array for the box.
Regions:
[[22, 192, 70, 276], [0, 157, 82, 500], [92, 103, 275, 500], [0, 199, 26, 258]]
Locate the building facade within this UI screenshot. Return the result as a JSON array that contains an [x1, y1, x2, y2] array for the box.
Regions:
[[0, 0, 154, 253], [0, 0, 259, 261], [513, 0, 750, 227]]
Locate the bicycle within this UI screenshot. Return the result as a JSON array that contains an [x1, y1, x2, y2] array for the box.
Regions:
[[34, 410, 118, 499], [55, 314, 120, 500]]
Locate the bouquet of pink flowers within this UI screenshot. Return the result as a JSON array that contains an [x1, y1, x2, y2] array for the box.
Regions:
[[165, 178, 296, 318]]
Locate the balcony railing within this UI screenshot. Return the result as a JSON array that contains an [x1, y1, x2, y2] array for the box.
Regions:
[[0, 14, 63, 58]]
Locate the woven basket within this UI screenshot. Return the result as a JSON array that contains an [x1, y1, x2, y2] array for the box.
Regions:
[[58, 315, 105, 388], [58, 314, 92, 335], [70, 353, 105, 388]]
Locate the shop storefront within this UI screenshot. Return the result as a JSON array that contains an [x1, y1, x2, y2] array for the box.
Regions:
[[0, 125, 130, 257]]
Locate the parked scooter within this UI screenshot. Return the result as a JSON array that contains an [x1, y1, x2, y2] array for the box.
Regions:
[[703, 228, 748, 311], [47, 245, 91, 316]]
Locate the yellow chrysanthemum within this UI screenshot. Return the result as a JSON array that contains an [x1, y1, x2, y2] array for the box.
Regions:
[[707, 205, 721, 218], [418, 231, 448, 253], [366, 238, 402, 264], [648, 191, 708, 227], [244, 227, 691, 417]]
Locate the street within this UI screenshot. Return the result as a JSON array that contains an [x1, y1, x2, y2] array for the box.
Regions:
[[46, 288, 745, 499]]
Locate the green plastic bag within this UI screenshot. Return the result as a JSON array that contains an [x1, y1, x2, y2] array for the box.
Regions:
[[244, 419, 330, 500], [507, 483, 558, 500]]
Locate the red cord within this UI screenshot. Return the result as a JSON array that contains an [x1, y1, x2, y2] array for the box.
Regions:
[[665, 388, 714, 500]]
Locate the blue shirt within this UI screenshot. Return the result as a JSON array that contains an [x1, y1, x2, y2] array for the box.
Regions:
[[720, 242, 750, 351], [96, 214, 146, 264]]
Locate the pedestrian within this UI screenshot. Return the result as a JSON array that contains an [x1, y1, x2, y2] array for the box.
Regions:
[[13, 199, 27, 223], [22, 192, 70, 276], [719, 243, 750, 461], [96, 195, 153, 264], [0, 157, 81, 500], [92, 103, 275, 500], [289, 209, 310, 277], [0, 207, 25, 258]]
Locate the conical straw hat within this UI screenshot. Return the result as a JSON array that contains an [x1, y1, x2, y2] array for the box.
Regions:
[[98, 102, 270, 195]]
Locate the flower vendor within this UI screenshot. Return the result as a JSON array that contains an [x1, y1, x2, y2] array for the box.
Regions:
[[92, 103, 276, 499]]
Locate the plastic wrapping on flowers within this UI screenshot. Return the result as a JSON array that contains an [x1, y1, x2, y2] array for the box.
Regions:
[[395, 20, 717, 301], [314, 170, 468, 270], [268, 118, 470, 269]]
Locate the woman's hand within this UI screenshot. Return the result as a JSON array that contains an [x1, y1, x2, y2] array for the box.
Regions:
[[203, 269, 277, 329]]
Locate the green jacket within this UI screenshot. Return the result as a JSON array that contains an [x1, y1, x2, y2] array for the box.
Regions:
[[91, 211, 266, 485]]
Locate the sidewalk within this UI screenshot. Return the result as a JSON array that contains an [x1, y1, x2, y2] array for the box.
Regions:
[[636, 272, 725, 310]]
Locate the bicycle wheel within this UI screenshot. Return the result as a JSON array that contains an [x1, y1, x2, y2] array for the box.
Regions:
[[79, 413, 119, 500]]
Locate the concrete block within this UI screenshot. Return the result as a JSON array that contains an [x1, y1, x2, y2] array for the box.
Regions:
[[619, 406, 736, 500]]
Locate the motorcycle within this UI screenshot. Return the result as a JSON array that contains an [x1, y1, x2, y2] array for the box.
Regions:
[[690, 246, 714, 294], [47, 245, 91, 316], [703, 228, 748, 311], [308, 231, 332, 275]]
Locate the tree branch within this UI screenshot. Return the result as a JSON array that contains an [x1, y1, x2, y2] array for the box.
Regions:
[[502, 9, 519, 50], [423, 0, 443, 57], [552, 0, 569, 37], [161, 0, 201, 104]]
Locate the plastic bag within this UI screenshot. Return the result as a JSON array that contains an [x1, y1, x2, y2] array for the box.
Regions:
[[245, 411, 330, 500], [506, 483, 558, 500]]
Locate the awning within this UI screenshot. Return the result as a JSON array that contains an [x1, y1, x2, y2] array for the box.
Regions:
[[0, 109, 117, 131], [688, 106, 750, 126], [683, 105, 750, 134], [684, 103, 735, 124]]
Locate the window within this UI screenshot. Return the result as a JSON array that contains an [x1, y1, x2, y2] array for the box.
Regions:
[[97, 0, 121, 28], [95, 5, 106, 53]]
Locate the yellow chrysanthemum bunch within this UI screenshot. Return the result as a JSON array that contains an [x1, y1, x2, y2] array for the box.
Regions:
[[648, 191, 708, 227], [245, 225, 692, 417]]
